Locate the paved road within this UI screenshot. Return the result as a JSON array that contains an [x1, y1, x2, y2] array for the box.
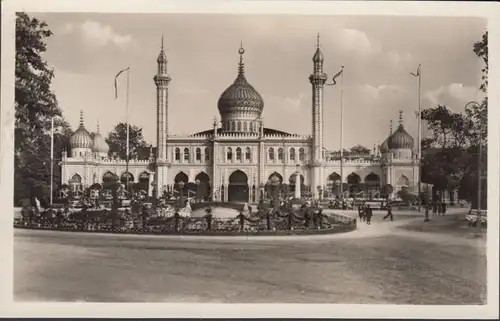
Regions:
[[14, 210, 486, 304]]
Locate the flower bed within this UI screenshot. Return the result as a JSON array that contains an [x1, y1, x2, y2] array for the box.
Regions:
[[14, 205, 357, 236]]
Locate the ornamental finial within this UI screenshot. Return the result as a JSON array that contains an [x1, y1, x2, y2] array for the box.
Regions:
[[79, 110, 84, 128], [97, 120, 100, 133], [317, 32, 320, 49], [238, 41, 245, 75], [161, 34, 164, 50], [399, 110, 403, 125], [390, 120, 393, 134]]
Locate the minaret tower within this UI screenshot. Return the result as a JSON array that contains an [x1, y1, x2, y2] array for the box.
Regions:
[[153, 35, 171, 197], [309, 33, 328, 198]]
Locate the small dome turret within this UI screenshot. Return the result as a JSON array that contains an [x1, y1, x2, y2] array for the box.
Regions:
[[379, 120, 393, 153], [389, 111, 414, 149], [70, 111, 92, 150]]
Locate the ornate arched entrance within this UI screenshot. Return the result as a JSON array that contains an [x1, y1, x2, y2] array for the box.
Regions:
[[138, 172, 150, 194], [288, 173, 306, 196], [364, 173, 381, 198], [174, 171, 189, 197], [228, 170, 249, 202], [346, 172, 361, 197], [195, 171, 211, 201]]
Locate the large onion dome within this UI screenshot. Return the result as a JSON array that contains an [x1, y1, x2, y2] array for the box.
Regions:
[[92, 122, 109, 154], [217, 45, 264, 118], [389, 112, 414, 149], [70, 111, 92, 149]]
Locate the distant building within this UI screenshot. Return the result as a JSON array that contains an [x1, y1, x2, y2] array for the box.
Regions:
[[60, 35, 419, 202]]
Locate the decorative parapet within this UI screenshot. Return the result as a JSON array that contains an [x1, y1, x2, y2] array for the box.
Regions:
[[323, 158, 382, 165], [64, 157, 152, 165]]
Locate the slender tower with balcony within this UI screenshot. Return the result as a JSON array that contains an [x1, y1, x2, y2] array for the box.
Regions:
[[309, 34, 328, 198], [153, 35, 171, 197]]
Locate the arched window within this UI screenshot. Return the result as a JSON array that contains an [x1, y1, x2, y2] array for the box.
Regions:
[[236, 147, 242, 160], [231, 121, 235, 131], [290, 148, 296, 161], [237, 121, 242, 131], [245, 147, 251, 160], [268, 148, 274, 160], [205, 147, 210, 161], [299, 148, 305, 161], [227, 147, 233, 160], [278, 148, 284, 160], [184, 148, 190, 161], [175, 148, 180, 161], [243, 122, 248, 132], [196, 148, 201, 161]]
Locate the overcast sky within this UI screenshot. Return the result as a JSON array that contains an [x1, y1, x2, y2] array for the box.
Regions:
[[34, 13, 486, 150]]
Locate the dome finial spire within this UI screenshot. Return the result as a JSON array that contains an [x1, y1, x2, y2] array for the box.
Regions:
[[161, 34, 164, 50], [79, 110, 84, 128], [317, 32, 320, 49], [97, 120, 100, 133], [398, 110, 403, 126], [238, 41, 245, 75], [390, 120, 393, 134]]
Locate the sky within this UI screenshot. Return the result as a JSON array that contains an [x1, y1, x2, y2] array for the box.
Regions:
[[34, 13, 486, 151]]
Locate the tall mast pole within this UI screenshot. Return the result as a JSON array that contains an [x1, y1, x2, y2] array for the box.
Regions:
[[340, 66, 345, 207], [417, 65, 422, 211], [126, 67, 130, 191], [50, 117, 54, 206]]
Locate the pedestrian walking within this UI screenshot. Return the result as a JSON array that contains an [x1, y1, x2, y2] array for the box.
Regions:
[[436, 200, 442, 216], [358, 205, 365, 222], [383, 202, 394, 221], [365, 204, 373, 225], [442, 202, 447, 215]]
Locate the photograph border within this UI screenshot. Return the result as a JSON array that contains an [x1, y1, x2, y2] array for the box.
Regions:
[[1, 0, 499, 318]]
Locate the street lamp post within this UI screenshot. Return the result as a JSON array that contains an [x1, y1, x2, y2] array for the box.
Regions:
[[178, 181, 185, 208], [465, 101, 484, 232], [195, 179, 201, 203]]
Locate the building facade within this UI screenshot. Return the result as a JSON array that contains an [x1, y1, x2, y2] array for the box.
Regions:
[[61, 36, 420, 203]]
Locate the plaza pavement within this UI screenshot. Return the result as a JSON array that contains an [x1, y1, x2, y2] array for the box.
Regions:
[[13, 208, 486, 303]]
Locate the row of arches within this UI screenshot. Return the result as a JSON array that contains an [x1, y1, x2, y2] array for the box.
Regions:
[[326, 172, 410, 186], [68, 171, 151, 193], [223, 120, 260, 133], [174, 147, 210, 162], [268, 147, 305, 162]]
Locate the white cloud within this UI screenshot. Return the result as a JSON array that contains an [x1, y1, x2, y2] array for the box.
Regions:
[[79, 20, 133, 48], [424, 83, 482, 106], [268, 93, 306, 110], [61, 23, 74, 34], [361, 84, 400, 98], [334, 28, 381, 55]]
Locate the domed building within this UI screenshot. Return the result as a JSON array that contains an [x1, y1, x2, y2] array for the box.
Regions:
[[60, 35, 419, 201]]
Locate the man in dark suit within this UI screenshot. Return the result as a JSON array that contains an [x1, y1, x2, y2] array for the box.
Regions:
[[365, 204, 373, 225]]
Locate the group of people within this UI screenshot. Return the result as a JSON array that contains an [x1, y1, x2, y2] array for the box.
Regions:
[[357, 202, 394, 225]]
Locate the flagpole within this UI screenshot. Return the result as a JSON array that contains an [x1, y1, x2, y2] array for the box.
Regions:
[[50, 117, 54, 206], [126, 67, 130, 191], [340, 66, 345, 209], [417, 65, 422, 212]]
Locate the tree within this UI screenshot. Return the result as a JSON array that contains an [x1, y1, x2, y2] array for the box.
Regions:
[[420, 30, 488, 204], [106, 122, 149, 160], [15, 13, 72, 206], [473, 31, 488, 93], [349, 144, 371, 155]]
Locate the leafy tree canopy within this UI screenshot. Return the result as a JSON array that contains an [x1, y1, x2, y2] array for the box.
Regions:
[[106, 122, 149, 160], [15, 13, 72, 205]]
